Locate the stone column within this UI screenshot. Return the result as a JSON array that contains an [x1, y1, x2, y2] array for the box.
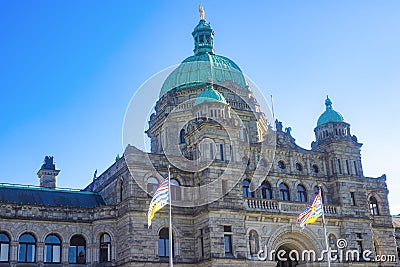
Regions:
[[37, 241, 44, 265], [9, 241, 18, 266], [62, 243, 69, 265]]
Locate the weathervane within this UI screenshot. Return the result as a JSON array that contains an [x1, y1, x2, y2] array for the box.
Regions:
[[199, 4, 205, 20]]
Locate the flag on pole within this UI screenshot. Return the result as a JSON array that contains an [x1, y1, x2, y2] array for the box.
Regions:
[[147, 177, 170, 227], [297, 190, 323, 228]]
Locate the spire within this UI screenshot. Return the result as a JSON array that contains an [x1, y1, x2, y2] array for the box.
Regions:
[[325, 95, 333, 110], [192, 5, 214, 55]]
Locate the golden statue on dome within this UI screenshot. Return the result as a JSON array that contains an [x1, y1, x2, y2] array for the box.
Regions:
[[199, 4, 205, 20]]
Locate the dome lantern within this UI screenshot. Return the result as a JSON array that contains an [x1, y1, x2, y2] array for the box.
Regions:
[[192, 4, 215, 55]]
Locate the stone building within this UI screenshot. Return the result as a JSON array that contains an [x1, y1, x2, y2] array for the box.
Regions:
[[0, 8, 397, 267]]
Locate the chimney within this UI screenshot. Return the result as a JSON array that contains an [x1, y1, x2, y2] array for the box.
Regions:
[[37, 156, 60, 189]]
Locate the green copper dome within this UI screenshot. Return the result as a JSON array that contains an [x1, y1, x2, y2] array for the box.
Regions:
[[159, 13, 247, 97], [194, 87, 228, 106], [317, 96, 345, 126]]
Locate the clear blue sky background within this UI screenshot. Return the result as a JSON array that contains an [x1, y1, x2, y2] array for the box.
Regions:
[[1, 1, 399, 212]]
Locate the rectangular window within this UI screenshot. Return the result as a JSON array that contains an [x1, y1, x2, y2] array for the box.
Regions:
[[199, 229, 204, 257], [224, 235, 232, 254], [354, 161, 359, 176], [350, 192, 356, 206], [0, 243, 8, 261], [210, 143, 213, 159], [337, 159, 342, 174], [223, 225, 232, 255], [220, 144, 224, 161], [331, 160, 334, 175], [346, 160, 350, 174]]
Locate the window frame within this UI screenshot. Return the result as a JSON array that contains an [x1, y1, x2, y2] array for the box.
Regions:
[[297, 184, 307, 202], [44, 234, 61, 263], [369, 196, 379, 216], [242, 180, 254, 198], [99, 233, 112, 263], [18, 233, 36, 263], [261, 182, 272, 199], [69, 235, 86, 264], [279, 183, 290, 201], [158, 228, 174, 258], [0, 232, 10, 262]]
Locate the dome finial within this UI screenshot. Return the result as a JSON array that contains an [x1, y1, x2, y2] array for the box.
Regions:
[[199, 3, 205, 20], [325, 95, 332, 110]]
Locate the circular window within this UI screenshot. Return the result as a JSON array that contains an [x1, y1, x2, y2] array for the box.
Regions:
[[278, 161, 286, 169], [295, 163, 303, 171], [312, 164, 319, 173]]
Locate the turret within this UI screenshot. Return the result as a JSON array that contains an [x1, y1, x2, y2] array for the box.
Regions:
[[312, 96, 363, 177]]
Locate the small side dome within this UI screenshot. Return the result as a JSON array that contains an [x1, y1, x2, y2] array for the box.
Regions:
[[317, 96, 344, 126], [194, 87, 228, 106]]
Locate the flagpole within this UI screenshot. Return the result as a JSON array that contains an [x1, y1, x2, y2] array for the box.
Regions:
[[319, 185, 331, 267], [168, 165, 173, 267]]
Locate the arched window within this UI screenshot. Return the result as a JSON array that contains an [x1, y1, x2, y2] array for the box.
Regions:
[[312, 164, 319, 173], [295, 163, 303, 172], [242, 180, 254, 198], [100, 233, 111, 263], [249, 230, 259, 256], [369, 196, 379, 216], [170, 179, 181, 201], [158, 228, 174, 257], [261, 182, 272, 199], [278, 160, 286, 169], [44, 234, 61, 263], [18, 233, 36, 263], [179, 129, 186, 144], [297, 185, 307, 202], [69, 235, 86, 264], [147, 177, 159, 197], [0, 232, 10, 262], [279, 183, 290, 201]]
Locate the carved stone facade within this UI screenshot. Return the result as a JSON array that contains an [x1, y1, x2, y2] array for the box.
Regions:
[[0, 10, 397, 267]]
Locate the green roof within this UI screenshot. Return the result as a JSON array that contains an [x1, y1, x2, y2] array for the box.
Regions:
[[194, 87, 228, 106], [0, 183, 106, 208], [317, 96, 345, 126], [159, 16, 247, 97], [160, 54, 247, 97]]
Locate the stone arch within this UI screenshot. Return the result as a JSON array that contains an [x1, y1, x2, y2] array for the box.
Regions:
[[155, 224, 179, 257], [93, 225, 116, 242], [65, 229, 92, 245], [367, 193, 381, 215], [44, 231, 65, 243], [143, 170, 164, 184], [14, 224, 43, 243], [267, 224, 322, 253], [366, 192, 383, 203], [247, 229, 260, 257]]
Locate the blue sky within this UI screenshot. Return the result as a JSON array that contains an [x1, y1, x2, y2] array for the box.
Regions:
[[1, 1, 399, 213]]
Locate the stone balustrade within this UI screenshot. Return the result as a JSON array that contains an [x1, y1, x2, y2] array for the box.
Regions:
[[245, 198, 338, 215]]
